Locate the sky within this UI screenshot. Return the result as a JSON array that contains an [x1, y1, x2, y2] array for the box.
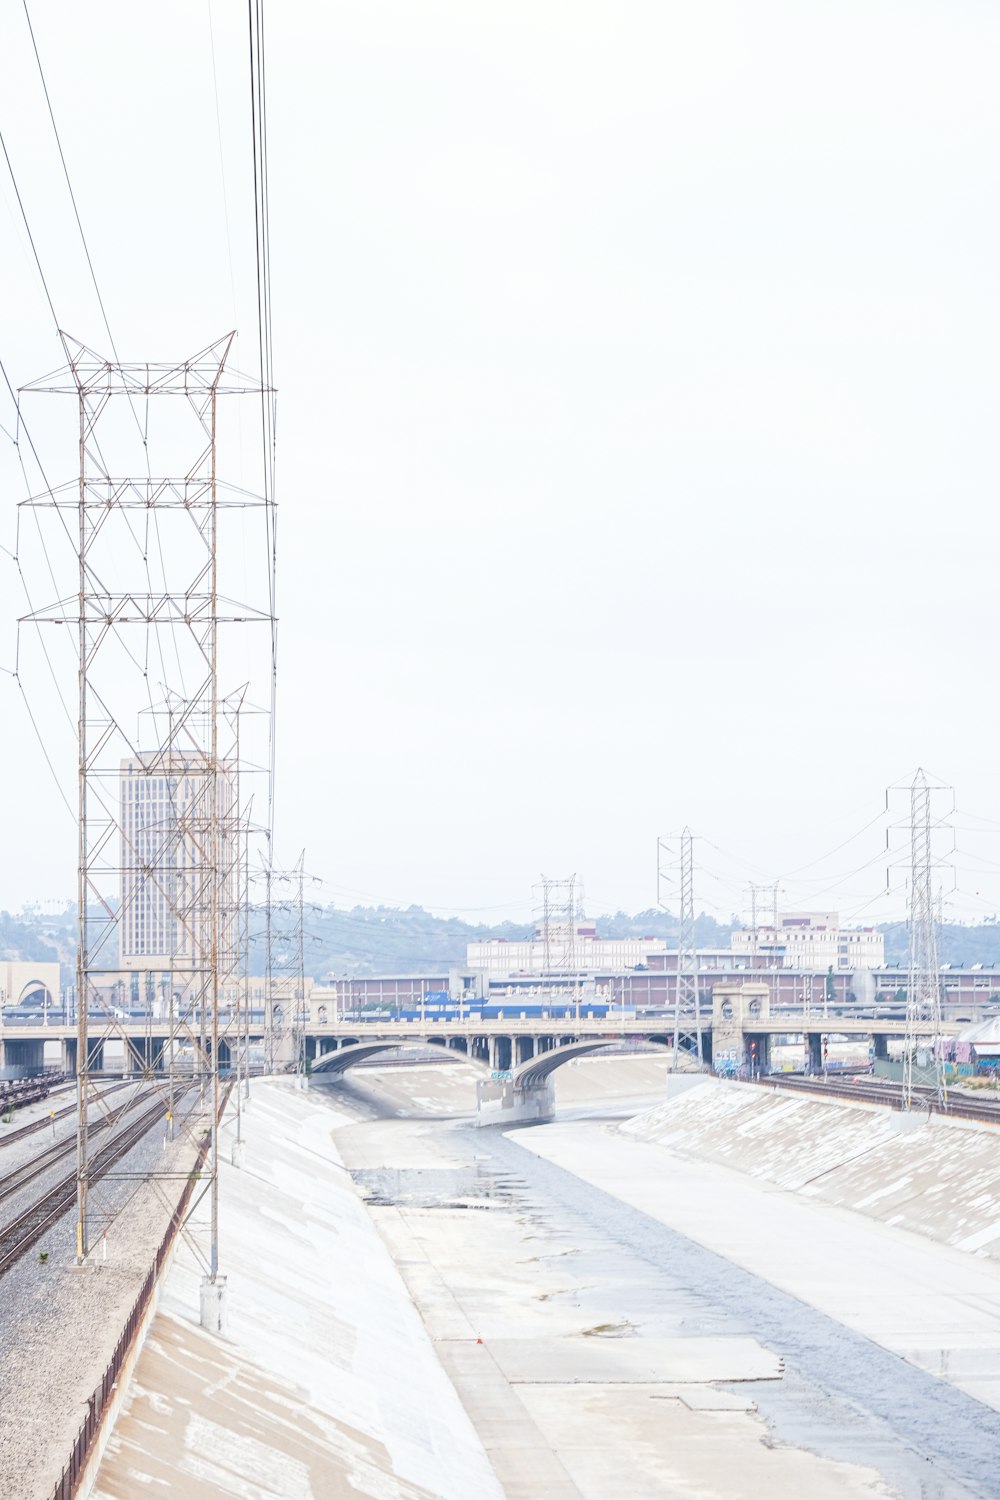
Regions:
[[1, 0, 999, 929]]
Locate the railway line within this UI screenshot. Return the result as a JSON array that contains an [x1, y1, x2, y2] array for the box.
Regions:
[[0, 1088, 155, 1208], [766, 1072, 1000, 1125], [0, 1091, 183, 1277], [0, 1078, 136, 1149]]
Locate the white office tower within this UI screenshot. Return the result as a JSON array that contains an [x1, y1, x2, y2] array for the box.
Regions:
[[119, 754, 236, 973]]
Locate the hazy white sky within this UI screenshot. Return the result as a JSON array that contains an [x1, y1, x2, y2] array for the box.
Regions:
[[1, 1, 999, 926]]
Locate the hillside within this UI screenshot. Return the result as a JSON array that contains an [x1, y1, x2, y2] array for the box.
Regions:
[[7, 902, 1000, 982]]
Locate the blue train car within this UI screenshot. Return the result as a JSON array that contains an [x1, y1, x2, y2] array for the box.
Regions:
[[479, 1003, 610, 1021]]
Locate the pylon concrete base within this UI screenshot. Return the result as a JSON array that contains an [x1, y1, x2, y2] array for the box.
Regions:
[[199, 1275, 228, 1334]]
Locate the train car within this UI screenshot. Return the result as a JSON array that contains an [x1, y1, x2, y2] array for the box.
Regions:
[[342, 1005, 484, 1024], [0, 1072, 64, 1112], [478, 1003, 611, 1022]]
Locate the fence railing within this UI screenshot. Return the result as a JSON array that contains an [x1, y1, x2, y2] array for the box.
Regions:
[[48, 1091, 227, 1500]]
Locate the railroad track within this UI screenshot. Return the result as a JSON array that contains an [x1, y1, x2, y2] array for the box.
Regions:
[[0, 1079, 136, 1150], [0, 1088, 154, 1207], [0, 1092, 185, 1276], [765, 1073, 1000, 1125]]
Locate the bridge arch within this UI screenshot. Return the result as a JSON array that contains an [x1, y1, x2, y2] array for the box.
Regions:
[[312, 1039, 483, 1076], [513, 1036, 684, 1088]]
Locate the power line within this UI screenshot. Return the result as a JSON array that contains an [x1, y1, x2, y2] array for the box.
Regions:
[[21, 1, 124, 370], [0, 124, 59, 329], [248, 0, 279, 861]]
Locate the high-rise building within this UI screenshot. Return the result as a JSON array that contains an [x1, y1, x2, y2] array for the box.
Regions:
[[119, 754, 236, 972]]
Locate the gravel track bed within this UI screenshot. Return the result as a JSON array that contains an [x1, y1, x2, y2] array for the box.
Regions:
[[0, 1095, 212, 1500], [0, 1083, 151, 1203], [0, 1078, 118, 1143]]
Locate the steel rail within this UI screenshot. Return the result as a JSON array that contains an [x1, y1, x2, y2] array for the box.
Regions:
[[764, 1073, 1000, 1125], [0, 1091, 192, 1276], [0, 1078, 136, 1150], [0, 1087, 152, 1205]]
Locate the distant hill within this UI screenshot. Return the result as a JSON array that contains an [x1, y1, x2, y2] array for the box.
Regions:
[[8, 901, 1000, 982], [0, 907, 70, 970], [879, 919, 1000, 968]]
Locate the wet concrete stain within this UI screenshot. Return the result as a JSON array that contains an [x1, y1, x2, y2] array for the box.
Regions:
[[347, 1111, 997, 1500], [470, 1124, 1000, 1500]]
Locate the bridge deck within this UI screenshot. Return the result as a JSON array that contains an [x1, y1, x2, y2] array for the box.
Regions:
[[0, 1014, 959, 1043]]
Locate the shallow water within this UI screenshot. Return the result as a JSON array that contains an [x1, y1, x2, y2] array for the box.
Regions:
[[341, 1074, 999, 1500]]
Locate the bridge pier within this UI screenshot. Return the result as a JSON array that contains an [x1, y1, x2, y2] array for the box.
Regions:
[[489, 1036, 512, 1072], [3, 1038, 46, 1076], [872, 1033, 889, 1061], [805, 1032, 824, 1073], [476, 1075, 554, 1127], [515, 1036, 535, 1065]]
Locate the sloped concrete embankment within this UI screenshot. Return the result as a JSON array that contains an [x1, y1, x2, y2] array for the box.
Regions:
[[91, 1082, 504, 1500], [624, 1080, 1000, 1260]]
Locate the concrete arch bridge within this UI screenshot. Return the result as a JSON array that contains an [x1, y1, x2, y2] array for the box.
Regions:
[[311, 1031, 701, 1124]]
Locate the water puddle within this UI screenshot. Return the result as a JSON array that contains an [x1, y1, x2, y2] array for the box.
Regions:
[[351, 1165, 523, 1210]]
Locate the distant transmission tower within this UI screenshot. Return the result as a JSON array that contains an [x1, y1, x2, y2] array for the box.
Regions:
[[904, 769, 946, 1110], [262, 850, 316, 1077], [674, 829, 702, 1064], [747, 881, 779, 966], [535, 875, 578, 973], [658, 832, 702, 1064]]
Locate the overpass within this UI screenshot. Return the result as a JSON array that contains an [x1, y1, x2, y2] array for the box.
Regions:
[[308, 1006, 960, 1124], [0, 1003, 960, 1086]]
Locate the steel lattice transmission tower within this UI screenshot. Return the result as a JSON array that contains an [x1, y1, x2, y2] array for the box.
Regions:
[[261, 851, 316, 1077], [535, 875, 578, 974], [674, 829, 702, 1064], [904, 768, 947, 1110], [658, 832, 703, 1064], [747, 881, 779, 966], [18, 333, 273, 1324]]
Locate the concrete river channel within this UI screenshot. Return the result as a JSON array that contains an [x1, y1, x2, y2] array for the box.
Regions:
[[39, 1055, 1000, 1499], [323, 1058, 1000, 1499]]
